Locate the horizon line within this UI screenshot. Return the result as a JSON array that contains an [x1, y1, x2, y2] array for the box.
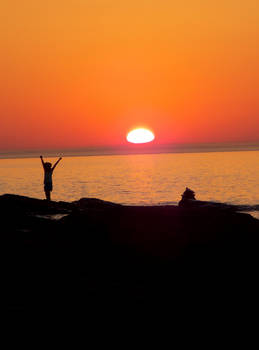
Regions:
[[1, 141, 259, 159]]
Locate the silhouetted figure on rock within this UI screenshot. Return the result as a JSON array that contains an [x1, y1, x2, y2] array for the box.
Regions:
[[40, 155, 62, 201], [178, 187, 196, 206]]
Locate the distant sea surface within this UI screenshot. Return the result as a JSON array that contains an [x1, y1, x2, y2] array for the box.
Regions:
[[0, 150, 259, 212]]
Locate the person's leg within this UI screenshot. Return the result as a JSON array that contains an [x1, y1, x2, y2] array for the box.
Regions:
[[45, 189, 51, 201]]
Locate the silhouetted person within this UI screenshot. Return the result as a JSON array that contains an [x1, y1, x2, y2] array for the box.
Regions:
[[40, 155, 62, 201], [178, 187, 196, 206], [181, 187, 196, 200]]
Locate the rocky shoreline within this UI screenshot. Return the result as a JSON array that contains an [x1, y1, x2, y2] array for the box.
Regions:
[[2, 193, 259, 313]]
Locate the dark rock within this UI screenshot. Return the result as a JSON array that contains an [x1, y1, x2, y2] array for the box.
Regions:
[[72, 197, 121, 209], [1, 193, 259, 314]]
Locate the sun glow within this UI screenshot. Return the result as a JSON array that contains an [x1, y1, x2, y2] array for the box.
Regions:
[[126, 128, 155, 144]]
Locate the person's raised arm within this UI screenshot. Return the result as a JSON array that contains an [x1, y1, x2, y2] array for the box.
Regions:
[[40, 155, 45, 168], [52, 157, 62, 171]]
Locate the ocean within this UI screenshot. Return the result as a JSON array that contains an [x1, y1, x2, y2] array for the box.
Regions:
[[0, 150, 259, 214]]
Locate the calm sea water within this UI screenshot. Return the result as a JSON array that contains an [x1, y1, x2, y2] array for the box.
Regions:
[[0, 151, 259, 210]]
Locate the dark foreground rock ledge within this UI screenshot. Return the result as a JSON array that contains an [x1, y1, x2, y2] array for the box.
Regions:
[[2, 193, 259, 314]]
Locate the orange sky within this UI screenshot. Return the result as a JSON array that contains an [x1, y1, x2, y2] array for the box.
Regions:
[[1, 0, 259, 150]]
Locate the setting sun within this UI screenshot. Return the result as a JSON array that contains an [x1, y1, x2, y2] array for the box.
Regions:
[[126, 128, 155, 144]]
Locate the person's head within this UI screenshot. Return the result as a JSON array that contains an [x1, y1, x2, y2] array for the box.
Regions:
[[45, 162, 52, 170]]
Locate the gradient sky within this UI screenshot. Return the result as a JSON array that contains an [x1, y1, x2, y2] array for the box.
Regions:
[[1, 0, 259, 150]]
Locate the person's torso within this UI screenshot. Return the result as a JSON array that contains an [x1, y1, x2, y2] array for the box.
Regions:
[[44, 170, 53, 184]]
